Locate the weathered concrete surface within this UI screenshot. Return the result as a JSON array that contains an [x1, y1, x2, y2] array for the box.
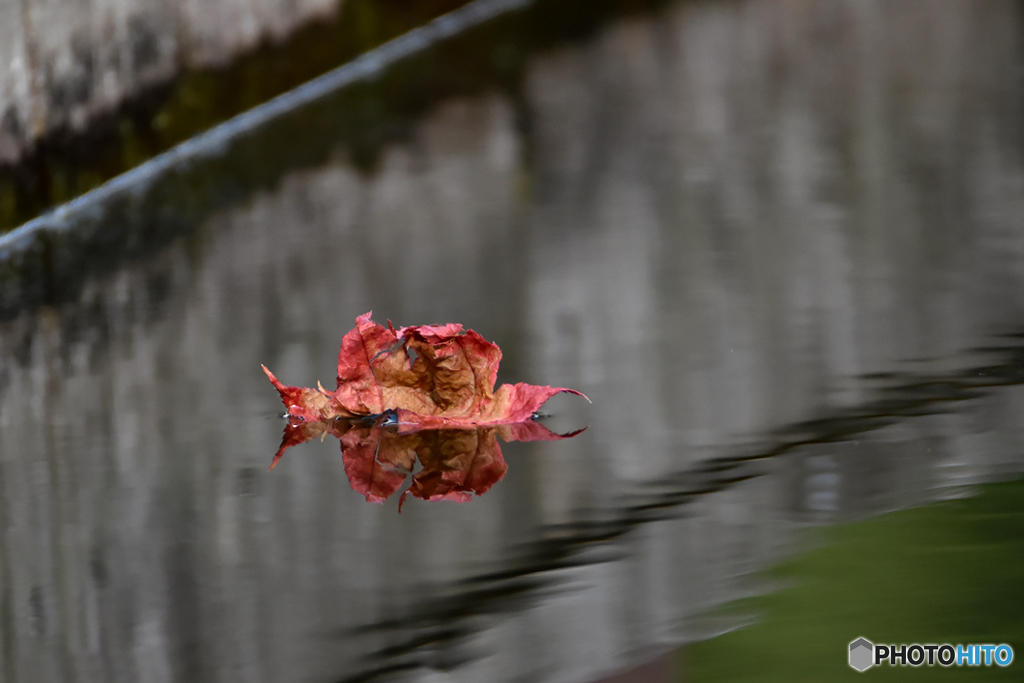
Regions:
[[0, 0, 340, 163]]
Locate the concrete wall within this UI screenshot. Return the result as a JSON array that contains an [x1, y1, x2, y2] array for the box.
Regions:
[[0, 0, 340, 162]]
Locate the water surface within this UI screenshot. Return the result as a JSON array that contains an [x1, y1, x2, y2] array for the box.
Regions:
[[2, 0, 1024, 681]]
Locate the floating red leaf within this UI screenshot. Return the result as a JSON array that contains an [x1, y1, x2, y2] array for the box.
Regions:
[[263, 312, 588, 508], [264, 312, 587, 427]]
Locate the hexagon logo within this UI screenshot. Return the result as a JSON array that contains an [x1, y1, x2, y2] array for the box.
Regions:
[[849, 637, 874, 671]]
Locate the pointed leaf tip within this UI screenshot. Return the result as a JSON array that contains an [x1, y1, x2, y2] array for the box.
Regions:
[[261, 364, 284, 390], [263, 364, 350, 422]]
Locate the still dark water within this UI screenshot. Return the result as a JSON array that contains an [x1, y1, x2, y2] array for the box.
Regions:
[[2, 0, 1024, 681]]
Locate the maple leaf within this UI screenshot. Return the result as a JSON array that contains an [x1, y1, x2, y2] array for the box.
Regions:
[[264, 312, 587, 427], [264, 313, 589, 509]]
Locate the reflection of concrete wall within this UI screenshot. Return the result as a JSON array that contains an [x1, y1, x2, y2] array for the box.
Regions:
[[0, 93, 529, 683], [1, 0, 1024, 682], [0, 0, 339, 162], [525, 0, 1024, 490]]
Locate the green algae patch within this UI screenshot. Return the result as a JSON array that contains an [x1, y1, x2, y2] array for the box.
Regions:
[[686, 478, 1024, 682]]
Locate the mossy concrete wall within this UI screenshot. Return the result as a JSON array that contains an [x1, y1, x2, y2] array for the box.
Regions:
[[0, 0, 340, 163]]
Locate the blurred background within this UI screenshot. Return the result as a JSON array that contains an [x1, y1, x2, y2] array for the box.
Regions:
[[1, 0, 1023, 681]]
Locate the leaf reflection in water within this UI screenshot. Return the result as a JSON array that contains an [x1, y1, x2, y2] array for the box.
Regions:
[[269, 418, 585, 510]]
